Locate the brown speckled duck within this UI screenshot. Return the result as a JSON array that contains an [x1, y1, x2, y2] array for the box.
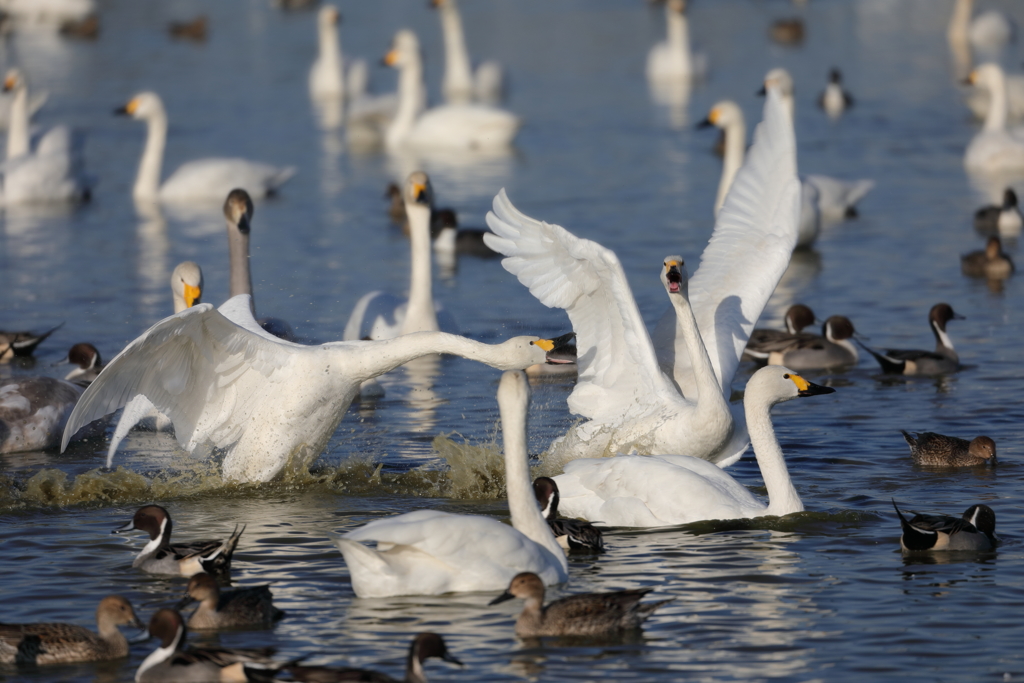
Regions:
[[902, 431, 996, 467], [177, 573, 284, 630]]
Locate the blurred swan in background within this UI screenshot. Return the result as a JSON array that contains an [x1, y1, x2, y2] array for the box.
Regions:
[[0, 0, 95, 23], [646, 0, 707, 83], [948, 0, 1015, 57], [964, 63, 1024, 174], [431, 0, 504, 103], [116, 91, 296, 202]]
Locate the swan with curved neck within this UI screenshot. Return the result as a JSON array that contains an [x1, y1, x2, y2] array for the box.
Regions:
[[552, 366, 835, 527], [646, 0, 706, 82], [334, 370, 568, 597], [965, 63, 1024, 173], [431, 0, 503, 103], [309, 5, 344, 99], [698, 101, 745, 214]]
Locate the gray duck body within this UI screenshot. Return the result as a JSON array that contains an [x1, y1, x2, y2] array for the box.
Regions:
[[894, 501, 997, 553], [179, 573, 284, 630]]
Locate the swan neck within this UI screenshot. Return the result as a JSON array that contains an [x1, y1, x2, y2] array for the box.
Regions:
[[387, 56, 424, 148], [6, 85, 29, 160], [401, 204, 439, 334], [983, 71, 1008, 132], [666, 7, 689, 55], [715, 118, 746, 214], [948, 0, 972, 44], [318, 21, 343, 90], [672, 289, 727, 408], [172, 291, 187, 314], [745, 394, 802, 516], [440, 0, 473, 98], [353, 333, 531, 381], [227, 220, 254, 309], [134, 110, 167, 199]]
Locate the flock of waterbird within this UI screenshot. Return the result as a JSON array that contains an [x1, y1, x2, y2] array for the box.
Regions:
[[0, 0, 1019, 679]]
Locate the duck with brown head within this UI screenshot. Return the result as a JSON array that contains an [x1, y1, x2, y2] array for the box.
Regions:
[[901, 431, 996, 467], [860, 303, 963, 376], [288, 632, 462, 683]]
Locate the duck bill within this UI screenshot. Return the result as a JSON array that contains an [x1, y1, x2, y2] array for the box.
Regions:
[[488, 591, 515, 606], [111, 519, 136, 534], [443, 652, 463, 666]]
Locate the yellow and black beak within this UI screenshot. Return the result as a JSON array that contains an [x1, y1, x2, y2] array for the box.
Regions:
[[382, 49, 399, 67], [696, 109, 717, 129], [183, 283, 201, 308], [786, 372, 835, 397], [114, 98, 139, 116], [2, 74, 16, 93], [412, 181, 429, 204]]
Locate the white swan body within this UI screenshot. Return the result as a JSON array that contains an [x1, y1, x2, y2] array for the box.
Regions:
[[646, 0, 708, 82], [0, 0, 94, 22], [309, 5, 344, 100], [484, 89, 800, 468], [432, 0, 505, 103], [948, 0, 1015, 55], [383, 30, 519, 151], [965, 63, 1024, 173], [116, 92, 295, 201], [552, 366, 834, 528], [335, 370, 568, 597]]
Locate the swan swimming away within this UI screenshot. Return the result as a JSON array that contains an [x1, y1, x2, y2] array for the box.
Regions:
[[964, 63, 1024, 174], [333, 370, 568, 597], [431, 0, 504, 103], [484, 87, 800, 468], [552, 366, 835, 528], [115, 92, 296, 202], [646, 0, 708, 83]]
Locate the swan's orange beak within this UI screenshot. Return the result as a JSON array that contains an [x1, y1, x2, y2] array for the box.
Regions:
[[383, 49, 399, 67], [183, 283, 201, 308]]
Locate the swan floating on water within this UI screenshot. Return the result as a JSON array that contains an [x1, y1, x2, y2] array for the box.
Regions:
[[646, 0, 707, 83], [333, 370, 568, 597], [964, 64, 1024, 174], [431, 0, 504, 103]]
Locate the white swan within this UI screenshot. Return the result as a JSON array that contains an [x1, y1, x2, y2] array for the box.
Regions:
[[0, 0, 94, 23], [170, 261, 203, 314], [552, 366, 835, 528], [344, 172, 457, 341], [966, 71, 1024, 121], [309, 5, 345, 100], [645, 0, 708, 82], [383, 30, 520, 151], [0, 69, 91, 205], [483, 88, 800, 468], [948, 0, 1015, 55], [115, 92, 296, 202], [334, 370, 568, 597], [965, 63, 1024, 174], [431, 0, 504, 103]]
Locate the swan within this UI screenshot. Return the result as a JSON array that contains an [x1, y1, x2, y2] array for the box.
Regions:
[[344, 172, 457, 341], [964, 63, 1024, 174], [966, 71, 1024, 122], [0, 0, 94, 23], [948, 0, 1015, 55], [646, 0, 708, 82], [485, 88, 800, 469], [308, 5, 367, 102], [61, 294, 565, 482], [333, 370, 568, 597], [383, 30, 520, 151], [552, 366, 834, 528], [0, 69, 91, 205], [170, 261, 203, 314], [115, 92, 296, 202], [431, 0, 504, 103]]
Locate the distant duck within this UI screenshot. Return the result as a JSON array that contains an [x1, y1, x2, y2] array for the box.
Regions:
[[744, 304, 817, 362], [112, 505, 244, 581], [0, 323, 61, 362], [168, 15, 207, 42], [0, 596, 142, 665], [177, 573, 284, 630], [901, 431, 996, 468], [818, 68, 853, 119], [59, 14, 99, 39], [894, 500, 997, 553], [646, 0, 708, 82], [974, 188, 1022, 236], [859, 303, 963, 376], [489, 572, 671, 637], [62, 342, 103, 385], [961, 235, 1014, 279], [532, 477, 604, 553], [769, 18, 804, 46], [433, 209, 499, 258], [761, 315, 860, 370], [287, 633, 462, 683]]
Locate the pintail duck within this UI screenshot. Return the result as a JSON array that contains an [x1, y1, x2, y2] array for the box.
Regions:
[[62, 342, 103, 385], [901, 431, 996, 467], [489, 572, 671, 637], [762, 315, 859, 370], [0, 323, 61, 362], [532, 477, 604, 553], [961, 236, 1015, 279], [0, 596, 142, 665], [168, 15, 207, 42], [893, 500, 997, 553], [287, 632, 462, 682], [860, 303, 963, 376], [769, 18, 804, 46], [137, 609, 290, 683], [818, 68, 854, 118], [177, 573, 284, 630], [0, 373, 85, 453], [975, 188, 1023, 236], [432, 209, 499, 258], [744, 304, 817, 362], [113, 505, 244, 581]]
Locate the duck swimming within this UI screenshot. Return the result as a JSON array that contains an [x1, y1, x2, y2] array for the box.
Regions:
[[756, 315, 860, 371], [961, 235, 1015, 279], [0, 323, 61, 362], [533, 477, 604, 553], [901, 431, 996, 467], [177, 573, 284, 630], [287, 632, 462, 683], [860, 303, 963, 376], [818, 68, 853, 119], [744, 304, 817, 362], [894, 500, 997, 552]]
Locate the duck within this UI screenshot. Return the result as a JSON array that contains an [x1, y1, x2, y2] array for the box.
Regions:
[[743, 304, 817, 362], [0, 323, 61, 362], [818, 68, 853, 119], [287, 633, 462, 683], [974, 188, 1023, 236], [551, 366, 834, 528], [168, 15, 206, 42], [948, 0, 1015, 56], [433, 209, 498, 258], [334, 370, 569, 597], [115, 91, 295, 202], [58, 14, 99, 39], [769, 18, 804, 46], [489, 572, 670, 637], [859, 303, 963, 376], [486, 87, 800, 468], [382, 30, 520, 151], [1, 68, 91, 205], [961, 235, 1015, 279], [344, 172, 458, 342], [533, 477, 604, 553], [112, 505, 244, 581], [901, 431, 996, 468], [0, 596, 143, 665], [0, 370, 87, 453], [62, 342, 103, 385], [964, 64, 1024, 174], [646, 0, 708, 82], [137, 609, 291, 683], [753, 315, 860, 371], [177, 573, 284, 630], [893, 500, 997, 553], [431, 0, 504, 103]]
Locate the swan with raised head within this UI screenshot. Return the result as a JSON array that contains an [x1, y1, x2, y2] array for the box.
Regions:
[[309, 5, 344, 100], [552, 366, 834, 528], [383, 30, 519, 151], [646, 0, 708, 82], [334, 370, 568, 597], [115, 92, 296, 202], [431, 0, 504, 103], [485, 89, 800, 468], [964, 63, 1024, 174]]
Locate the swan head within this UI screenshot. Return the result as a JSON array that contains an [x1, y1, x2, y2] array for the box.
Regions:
[[660, 256, 688, 296], [967, 63, 1005, 92], [404, 171, 434, 209], [317, 4, 339, 27], [383, 29, 420, 69], [746, 366, 835, 409], [759, 68, 794, 97], [499, 336, 575, 370], [224, 188, 254, 235], [697, 101, 743, 131], [488, 571, 545, 605], [171, 261, 204, 309], [115, 92, 165, 120], [2, 68, 24, 94]]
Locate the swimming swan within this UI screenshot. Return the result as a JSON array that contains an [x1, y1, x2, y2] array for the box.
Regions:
[[948, 0, 1015, 56], [61, 297, 564, 482], [333, 370, 568, 597], [964, 63, 1024, 174], [485, 88, 800, 468], [383, 29, 520, 151], [552, 366, 835, 528], [115, 91, 296, 202], [646, 0, 708, 83], [431, 0, 504, 103]]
